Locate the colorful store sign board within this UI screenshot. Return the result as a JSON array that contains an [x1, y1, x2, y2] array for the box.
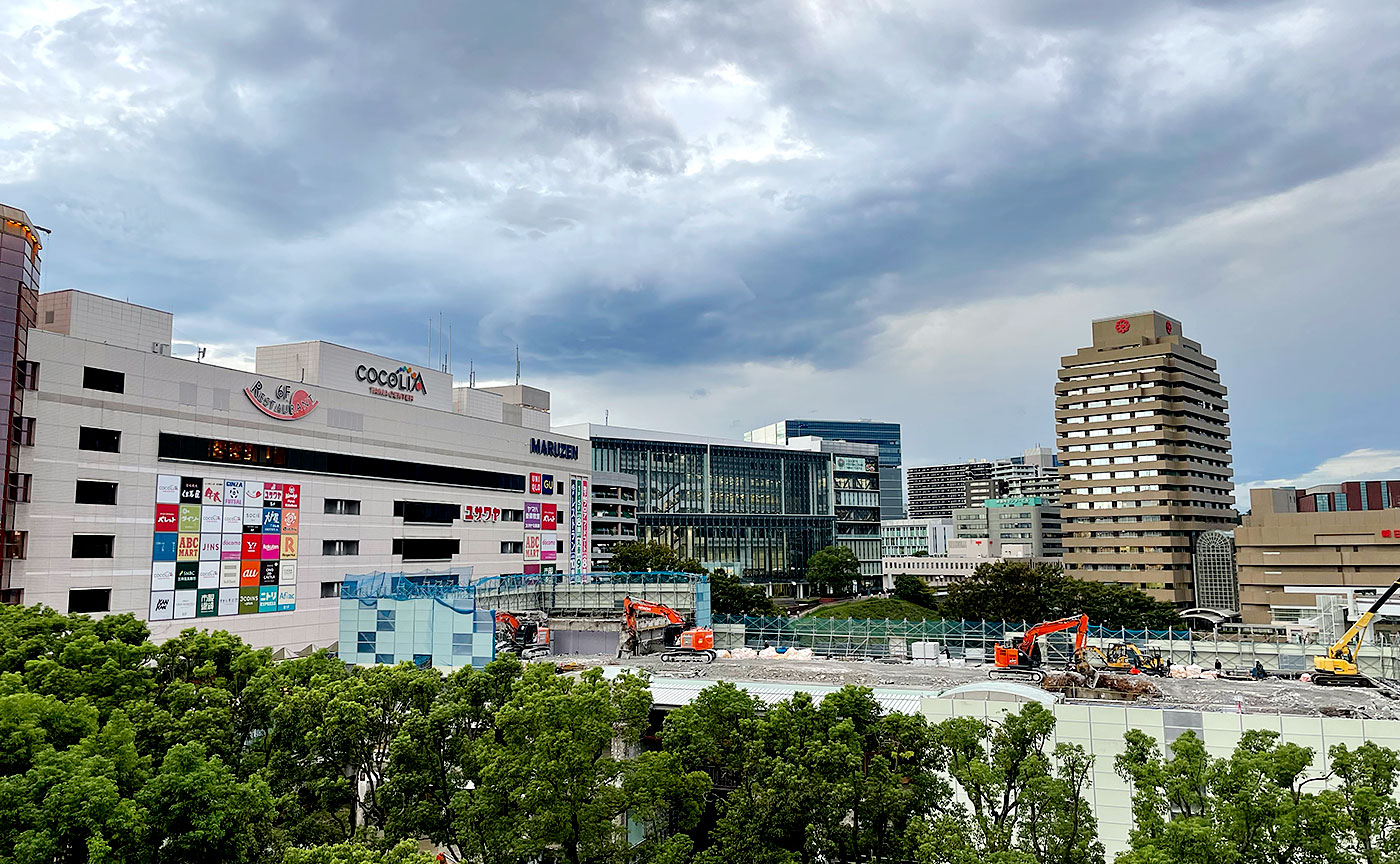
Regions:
[[150, 474, 299, 620], [244, 380, 318, 420], [569, 474, 589, 573]]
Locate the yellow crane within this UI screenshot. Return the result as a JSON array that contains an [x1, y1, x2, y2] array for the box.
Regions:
[[1312, 577, 1400, 686]]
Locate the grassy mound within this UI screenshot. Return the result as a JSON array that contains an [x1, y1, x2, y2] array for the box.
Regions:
[[806, 598, 940, 621]]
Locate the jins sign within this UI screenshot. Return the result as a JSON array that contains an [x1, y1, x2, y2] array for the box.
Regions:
[[245, 381, 318, 421], [356, 364, 426, 403], [530, 438, 579, 460]]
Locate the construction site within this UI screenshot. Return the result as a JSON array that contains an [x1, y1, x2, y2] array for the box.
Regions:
[[339, 569, 1400, 720]]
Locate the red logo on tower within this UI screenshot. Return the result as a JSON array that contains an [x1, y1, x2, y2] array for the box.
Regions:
[[1165, 321, 1173, 334], [1114, 319, 1131, 334]]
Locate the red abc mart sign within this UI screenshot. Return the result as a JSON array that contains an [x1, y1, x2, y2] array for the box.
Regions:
[[245, 380, 319, 421]]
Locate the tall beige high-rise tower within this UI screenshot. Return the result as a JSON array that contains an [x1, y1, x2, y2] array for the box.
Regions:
[[1055, 312, 1234, 603]]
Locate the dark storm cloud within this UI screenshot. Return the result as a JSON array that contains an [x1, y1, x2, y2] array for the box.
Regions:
[[3, 0, 1400, 480]]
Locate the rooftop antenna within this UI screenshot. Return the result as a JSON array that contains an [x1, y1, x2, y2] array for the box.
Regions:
[[514, 345, 520, 385], [196, 346, 206, 363], [446, 324, 452, 375], [427, 318, 433, 366], [469, 359, 475, 388], [605, 409, 609, 425]]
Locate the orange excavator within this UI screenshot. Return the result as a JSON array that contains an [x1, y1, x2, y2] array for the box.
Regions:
[[990, 614, 1089, 684], [619, 597, 716, 663], [494, 610, 552, 660]]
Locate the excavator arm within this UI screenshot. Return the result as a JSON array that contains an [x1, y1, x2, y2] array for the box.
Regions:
[[1018, 614, 1089, 656], [622, 597, 685, 631], [1328, 577, 1400, 662]]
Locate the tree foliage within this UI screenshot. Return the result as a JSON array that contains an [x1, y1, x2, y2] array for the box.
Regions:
[[893, 573, 937, 608], [609, 542, 705, 575], [4, 603, 1400, 864], [709, 569, 778, 616], [805, 545, 862, 595], [941, 561, 1182, 630]]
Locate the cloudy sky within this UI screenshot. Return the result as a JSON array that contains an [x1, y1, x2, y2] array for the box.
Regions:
[[4, 0, 1399, 502]]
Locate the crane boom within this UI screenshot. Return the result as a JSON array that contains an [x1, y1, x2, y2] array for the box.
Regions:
[[1313, 576, 1400, 685]]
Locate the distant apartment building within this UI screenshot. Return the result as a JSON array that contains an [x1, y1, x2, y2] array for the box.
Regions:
[[952, 497, 1063, 559], [1236, 486, 1400, 626], [1056, 312, 1235, 604], [747, 419, 904, 520], [908, 447, 1058, 518], [1294, 481, 1400, 512], [881, 518, 953, 558]]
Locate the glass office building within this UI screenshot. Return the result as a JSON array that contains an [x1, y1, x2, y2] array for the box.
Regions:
[[747, 419, 904, 520], [557, 424, 837, 595]]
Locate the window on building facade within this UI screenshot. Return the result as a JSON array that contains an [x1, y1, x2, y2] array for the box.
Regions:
[[82, 367, 125, 393], [78, 427, 121, 453], [4, 531, 26, 560], [7, 473, 31, 503], [75, 480, 118, 505], [323, 540, 359, 556], [68, 588, 111, 614], [72, 534, 115, 558], [393, 538, 459, 561], [16, 361, 38, 391], [320, 582, 343, 598], [393, 500, 458, 524], [12, 416, 34, 446], [324, 498, 361, 515]]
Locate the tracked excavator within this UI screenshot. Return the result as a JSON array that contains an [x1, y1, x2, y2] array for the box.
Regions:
[[1312, 575, 1400, 686], [494, 610, 552, 660], [990, 614, 1089, 684], [619, 597, 716, 663], [1083, 642, 1168, 676]]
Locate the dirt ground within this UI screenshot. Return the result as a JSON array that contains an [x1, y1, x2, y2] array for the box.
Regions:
[[558, 654, 1400, 719]]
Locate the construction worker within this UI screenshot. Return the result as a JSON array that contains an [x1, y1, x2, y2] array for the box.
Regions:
[[1252, 660, 1266, 680]]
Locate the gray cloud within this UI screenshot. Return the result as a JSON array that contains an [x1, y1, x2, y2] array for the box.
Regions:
[[3, 0, 1399, 487]]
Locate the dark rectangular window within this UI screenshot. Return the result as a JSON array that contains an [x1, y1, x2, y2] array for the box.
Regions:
[[393, 500, 458, 524], [78, 427, 121, 453], [4, 532, 26, 560], [158, 433, 525, 493], [393, 538, 459, 561], [7, 473, 30, 503], [323, 540, 359, 556], [75, 480, 118, 505], [500, 509, 523, 522], [72, 534, 115, 558], [12, 416, 34, 446], [500, 541, 523, 554], [324, 498, 361, 515], [16, 361, 38, 391], [320, 582, 343, 599], [68, 588, 111, 614], [82, 366, 125, 393]]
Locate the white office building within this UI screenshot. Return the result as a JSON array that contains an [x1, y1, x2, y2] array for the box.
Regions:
[[881, 518, 953, 558], [11, 290, 594, 655]]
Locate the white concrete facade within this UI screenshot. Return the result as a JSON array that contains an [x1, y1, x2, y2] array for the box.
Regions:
[[12, 295, 591, 654]]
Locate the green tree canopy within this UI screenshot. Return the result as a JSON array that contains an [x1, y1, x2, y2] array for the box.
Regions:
[[941, 561, 1182, 630], [893, 573, 937, 608], [805, 545, 862, 594], [709, 569, 778, 616], [609, 542, 706, 574]]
